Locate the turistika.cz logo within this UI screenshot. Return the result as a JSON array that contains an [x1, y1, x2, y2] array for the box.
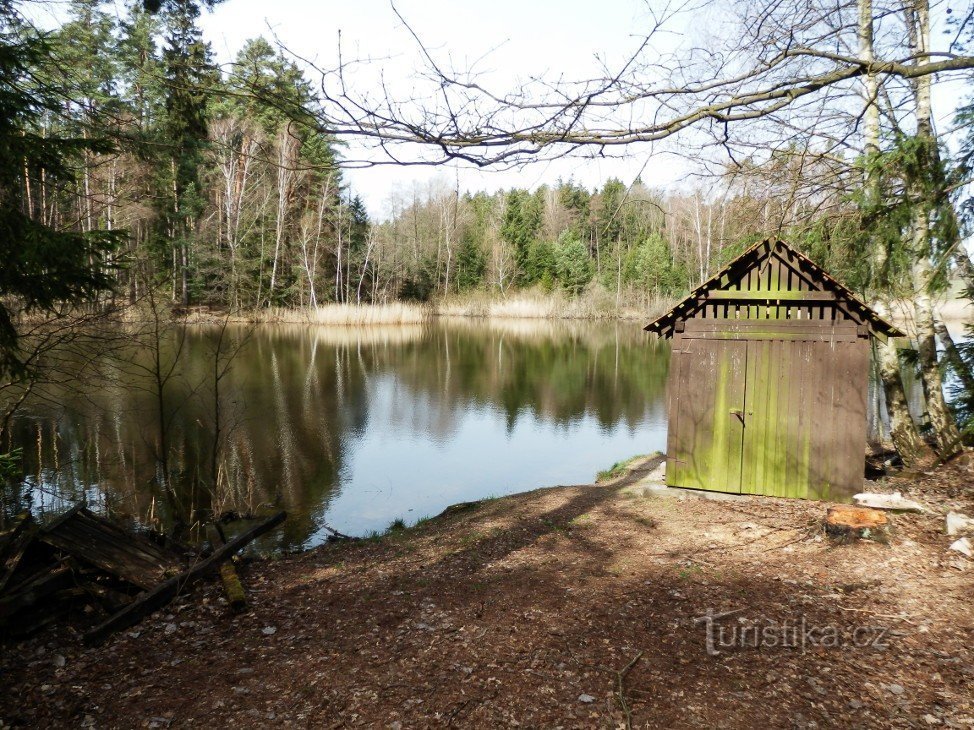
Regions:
[[693, 608, 893, 656]]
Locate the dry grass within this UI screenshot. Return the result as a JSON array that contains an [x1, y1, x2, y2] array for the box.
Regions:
[[125, 286, 674, 326], [435, 287, 670, 321], [249, 302, 432, 326]]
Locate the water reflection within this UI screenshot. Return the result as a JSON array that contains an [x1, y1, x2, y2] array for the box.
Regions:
[[2, 319, 671, 550]]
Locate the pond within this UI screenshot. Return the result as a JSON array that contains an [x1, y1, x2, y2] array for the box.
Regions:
[[1, 318, 672, 551]]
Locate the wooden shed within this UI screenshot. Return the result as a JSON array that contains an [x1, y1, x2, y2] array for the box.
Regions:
[[645, 238, 902, 500]]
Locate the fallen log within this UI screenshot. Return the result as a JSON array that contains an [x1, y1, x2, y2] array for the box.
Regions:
[[84, 511, 285, 645], [206, 523, 247, 612]]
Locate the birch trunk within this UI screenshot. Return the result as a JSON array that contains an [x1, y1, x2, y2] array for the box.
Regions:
[[860, 0, 935, 466], [907, 0, 963, 458]]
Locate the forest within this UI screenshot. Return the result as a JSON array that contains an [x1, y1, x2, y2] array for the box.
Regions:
[[2, 0, 884, 315]]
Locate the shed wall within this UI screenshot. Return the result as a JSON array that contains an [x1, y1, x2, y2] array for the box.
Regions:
[[666, 321, 869, 500]]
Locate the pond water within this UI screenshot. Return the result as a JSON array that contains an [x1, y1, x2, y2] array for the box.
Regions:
[[1, 319, 672, 551]]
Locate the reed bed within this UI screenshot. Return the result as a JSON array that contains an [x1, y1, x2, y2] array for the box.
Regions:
[[256, 302, 432, 326], [139, 289, 675, 326], [435, 289, 669, 322]]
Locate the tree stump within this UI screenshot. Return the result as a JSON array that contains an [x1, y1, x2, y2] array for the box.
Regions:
[[825, 504, 888, 542]]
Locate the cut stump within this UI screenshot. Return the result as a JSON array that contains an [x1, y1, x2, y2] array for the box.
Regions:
[[825, 504, 888, 541]]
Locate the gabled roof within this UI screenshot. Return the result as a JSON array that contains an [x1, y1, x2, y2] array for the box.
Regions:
[[644, 238, 902, 339]]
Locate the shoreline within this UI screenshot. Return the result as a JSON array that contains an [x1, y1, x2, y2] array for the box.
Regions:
[[165, 296, 973, 330]]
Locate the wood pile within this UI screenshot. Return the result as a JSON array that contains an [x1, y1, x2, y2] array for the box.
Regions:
[[0, 505, 285, 644]]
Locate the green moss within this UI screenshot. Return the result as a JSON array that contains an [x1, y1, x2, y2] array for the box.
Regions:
[[596, 454, 643, 483]]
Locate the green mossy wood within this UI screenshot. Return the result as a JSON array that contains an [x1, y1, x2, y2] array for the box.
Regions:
[[646, 239, 901, 500]]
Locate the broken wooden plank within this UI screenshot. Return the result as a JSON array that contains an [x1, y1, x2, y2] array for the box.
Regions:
[[206, 523, 247, 612], [0, 565, 74, 622], [40, 508, 183, 590], [0, 517, 38, 594], [41, 502, 86, 533], [0, 512, 31, 563], [84, 511, 286, 645]]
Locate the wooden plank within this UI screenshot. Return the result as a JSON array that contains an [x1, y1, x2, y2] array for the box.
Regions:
[[711, 340, 746, 493], [0, 565, 73, 622], [782, 341, 804, 498], [705, 290, 836, 301], [665, 338, 685, 487], [0, 512, 31, 564], [811, 340, 834, 498], [0, 514, 35, 594], [770, 257, 782, 320], [40, 510, 182, 590], [42, 503, 85, 533], [43, 522, 163, 580], [777, 342, 796, 498], [769, 340, 787, 496], [84, 511, 286, 646], [71, 510, 177, 567], [751, 340, 768, 495], [823, 340, 870, 499], [796, 340, 814, 498], [685, 331, 861, 343], [669, 336, 705, 489], [666, 338, 745, 493], [683, 319, 858, 334]]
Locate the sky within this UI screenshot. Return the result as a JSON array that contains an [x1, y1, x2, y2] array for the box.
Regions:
[[195, 0, 693, 217], [22, 0, 972, 219]]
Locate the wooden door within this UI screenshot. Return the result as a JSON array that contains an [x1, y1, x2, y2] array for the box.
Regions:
[[666, 337, 747, 492], [739, 337, 869, 499], [740, 339, 813, 498]]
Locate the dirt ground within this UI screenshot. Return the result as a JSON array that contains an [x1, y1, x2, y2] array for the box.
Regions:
[[2, 455, 974, 729]]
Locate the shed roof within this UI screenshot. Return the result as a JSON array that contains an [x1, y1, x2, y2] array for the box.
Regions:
[[644, 238, 903, 339]]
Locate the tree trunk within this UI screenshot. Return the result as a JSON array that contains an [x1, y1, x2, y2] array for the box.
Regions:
[[876, 339, 935, 467], [859, 0, 935, 466], [907, 0, 963, 458]]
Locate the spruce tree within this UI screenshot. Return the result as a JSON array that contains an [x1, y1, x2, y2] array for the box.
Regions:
[[158, 0, 216, 304], [0, 1, 119, 377]]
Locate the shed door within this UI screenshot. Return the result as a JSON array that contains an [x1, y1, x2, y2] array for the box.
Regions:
[[667, 338, 746, 492], [739, 338, 869, 499], [740, 339, 813, 498]]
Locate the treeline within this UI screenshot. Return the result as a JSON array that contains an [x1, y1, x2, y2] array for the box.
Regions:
[[15, 0, 353, 309], [11, 0, 874, 313], [372, 171, 867, 306]]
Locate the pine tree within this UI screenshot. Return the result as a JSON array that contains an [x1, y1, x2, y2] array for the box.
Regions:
[[159, 0, 216, 304], [500, 189, 542, 284], [0, 1, 120, 376], [553, 230, 593, 295]]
